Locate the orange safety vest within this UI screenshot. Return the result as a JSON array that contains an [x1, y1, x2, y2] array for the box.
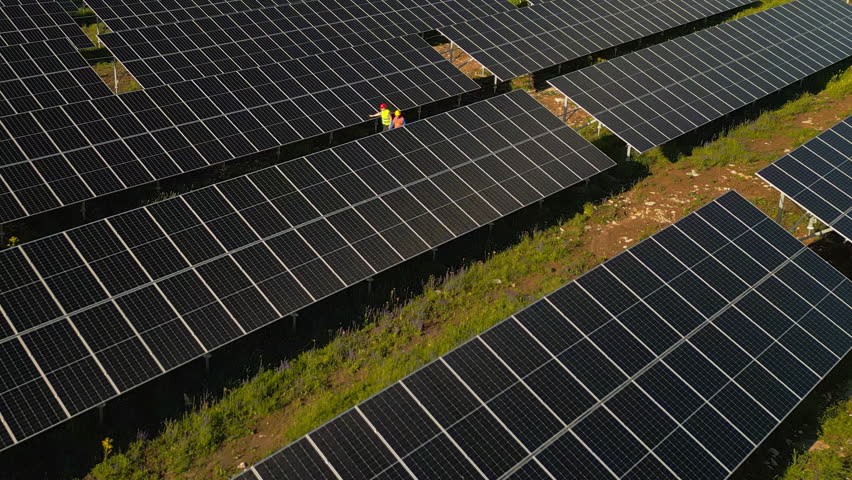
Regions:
[[392, 115, 405, 128]]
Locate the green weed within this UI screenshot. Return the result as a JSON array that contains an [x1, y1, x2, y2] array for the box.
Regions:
[[781, 399, 852, 480]]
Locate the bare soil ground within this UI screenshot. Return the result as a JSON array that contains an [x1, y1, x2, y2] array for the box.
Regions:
[[92, 61, 140, 93], [582, 96, 852, 260], [529, 87, 593, 128], [434, 43, 490, 78]]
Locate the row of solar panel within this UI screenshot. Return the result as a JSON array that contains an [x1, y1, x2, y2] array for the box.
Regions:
[[88, 0, 425, 32], [0, 0, 92, 48], [235, 191, 852, 480], [549, 0, 852, 152], [0, 91, 615, 449], [0, 34, 478, 224], [758, 115, 852, 243], [0, 38, 113, 117], [4, 0, 844, 229], [98, 0, 509, 87], [439, 0, 754, 81]]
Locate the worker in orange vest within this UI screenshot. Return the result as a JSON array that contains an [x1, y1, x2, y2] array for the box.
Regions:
[[369, 103, 393, 131], [390, 110, 405, 129]]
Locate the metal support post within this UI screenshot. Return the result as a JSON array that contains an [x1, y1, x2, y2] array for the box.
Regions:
[[417, 105, 422, 120], [798, 227, 833, 242], [456, 94, 463, 108], [806, 215, 816, 234], [557, 63, 562, 74], [560, 96, 568, 121], [203, 353, 212, 373], [113, 61, 118, 93], [80, 200, 87, 220], [493, 75, 499, 94], [431, 248, 438, 261], [97, 403, 106, 425], [596, 120, 602, 136], [291, 313, 298, 329], [776, 194, 785, 225], [789, 211, 809, 233], [626, 144, 632, 161], [277, 145, 282, 160]]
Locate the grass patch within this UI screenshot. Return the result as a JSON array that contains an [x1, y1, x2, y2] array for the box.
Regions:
[[85, 65, 852, 480], [780, 398, 852, 480]]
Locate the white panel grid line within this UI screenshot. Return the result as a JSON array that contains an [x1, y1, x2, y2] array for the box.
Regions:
[[240, 175, 319, 303], [102, 217, 210, 354], [165, 197, 247, 335], [187, 187, 288, 319], [58, 232, 145, 394], [16, 246, 121, 403], [305, 434, 345, 480], [354, 406, 419, 480], [396, 380, 490, 480], [266, 165, 380, 276]]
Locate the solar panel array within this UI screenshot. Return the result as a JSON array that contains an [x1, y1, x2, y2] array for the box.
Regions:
[[0, 34, 477, 224], [757, 115, 852, 243], [0, 90, 615, 451], [0, 0, 92, 49], [439, 0, 753, 82], [549, 0, 852, 153], [233, 190, 852, 480], [97, 0, 509, 87], [0, 38, 112, 117], [86, 0, 287, 31]]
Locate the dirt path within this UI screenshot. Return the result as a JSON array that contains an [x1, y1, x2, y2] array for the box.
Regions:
[[584, 103, 852, 259]]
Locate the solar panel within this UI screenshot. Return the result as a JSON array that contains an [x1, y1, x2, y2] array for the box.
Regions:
[[0, 34, 478, 224], [231, 190, 852, 480], [757, 115, 852, 242], [86, 0, 284, 31], [96, 0, 509, 88], [0, 90, 615, 450], [0, 0, 92, 49], [549, 0, 852, 153], [439, 0, 753, 82], [0, 38, 113, 117]]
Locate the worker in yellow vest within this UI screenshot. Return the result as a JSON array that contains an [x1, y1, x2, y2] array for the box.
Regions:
[[369, 103, 393, 131]]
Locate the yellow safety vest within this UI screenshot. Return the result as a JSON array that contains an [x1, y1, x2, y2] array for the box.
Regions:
[[380, 108, 392, 125]]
